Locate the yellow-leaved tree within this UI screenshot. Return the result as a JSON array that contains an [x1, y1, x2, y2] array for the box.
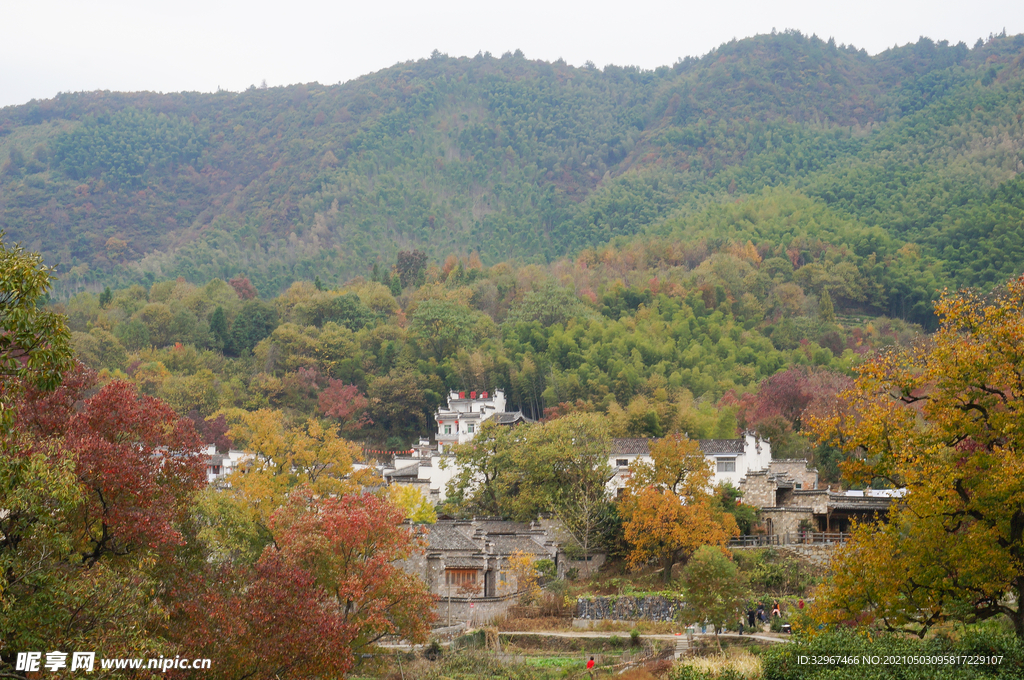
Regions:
[[199, 408, 374, 562], [619, 434, 738, 582], [809, 277, 1024, 638], [389, 484, 438, 524]]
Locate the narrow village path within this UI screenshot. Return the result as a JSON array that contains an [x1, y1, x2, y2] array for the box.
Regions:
[[378, 629, 790, 651]]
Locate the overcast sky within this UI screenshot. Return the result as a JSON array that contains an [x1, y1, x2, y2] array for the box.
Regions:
[[2, 0, 1022, 109]]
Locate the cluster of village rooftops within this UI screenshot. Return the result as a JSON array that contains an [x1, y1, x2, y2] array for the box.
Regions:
[[203, 389, 903, 623], [205, 389, 902, 538]]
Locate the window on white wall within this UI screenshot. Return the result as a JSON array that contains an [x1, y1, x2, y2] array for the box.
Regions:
[[444, 424, 451, 435], [616, 459, 629, 467], [717, 458, 736, 472], [468, 423, 475, 434]]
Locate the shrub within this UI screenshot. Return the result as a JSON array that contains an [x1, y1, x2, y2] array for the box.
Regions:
[[761, 629, 1024, 680]]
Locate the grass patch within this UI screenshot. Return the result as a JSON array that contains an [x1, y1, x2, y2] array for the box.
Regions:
[[669, 651, 762, 680]]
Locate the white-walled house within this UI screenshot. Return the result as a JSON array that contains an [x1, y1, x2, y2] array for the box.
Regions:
[[383, 439, 462, 504], [384, 390, 774, 505], [606, 433, 773, 496], [434, 389, 529, 453], [203, 445, 255, 484]]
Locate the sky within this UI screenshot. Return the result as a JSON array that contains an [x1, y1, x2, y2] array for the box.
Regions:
[[2, 0, 1023, 109]]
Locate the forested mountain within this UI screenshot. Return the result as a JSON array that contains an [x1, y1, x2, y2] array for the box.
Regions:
[[3, 30, 1024, 320]]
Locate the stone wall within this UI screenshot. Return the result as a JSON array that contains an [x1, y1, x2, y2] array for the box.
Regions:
[[777, 544, 835, 569], [575, 595, 684, 622], [793, 490, 830, 514], [761, 507, 815, 536], [768, 460, 819, 490], [435, 594, 519, 626], [739, 471, 776, 508]]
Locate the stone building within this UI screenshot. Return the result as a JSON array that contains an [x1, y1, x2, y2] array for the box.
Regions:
[[738, 459, 904, 538], [402, 518, 560, 624]]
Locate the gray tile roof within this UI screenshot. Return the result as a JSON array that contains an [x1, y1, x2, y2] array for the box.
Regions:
[[443, 556, 485, 568], [699, 439, 745, 454], [611, 438, 651, 455], [474, 520, 530, 535], [384, 462, 420, 478], [493, 411, 530, 425], [425, 523, 479, 551], [490, 535, 549, 556]]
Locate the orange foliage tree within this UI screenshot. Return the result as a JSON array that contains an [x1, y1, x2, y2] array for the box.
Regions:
[[619, 434, 738, 582], [809, 277, 1024, 638]]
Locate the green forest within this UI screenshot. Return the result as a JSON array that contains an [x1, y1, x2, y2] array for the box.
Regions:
[[1, 30, 1023, 327], [2, 29, 1021, 470]]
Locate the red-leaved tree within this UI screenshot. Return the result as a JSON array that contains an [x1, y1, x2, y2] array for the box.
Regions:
[[318, 379, 370, 431], [172, 487, 435, 678], [3, 363, 206, 661]]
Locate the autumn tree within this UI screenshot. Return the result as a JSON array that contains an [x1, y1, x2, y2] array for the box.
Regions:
[[317, 379, 370, 432], [809, 277, 1024, 637], [228, 275, 258, 300], [1, 365, 206, 667], [620, 434, 738, 581], [508, 549, 543, 605], [736, 366, 852, 458], [220, 409, 363, 510], [389, 484, 438, 524], [174, 488, 435, 679]]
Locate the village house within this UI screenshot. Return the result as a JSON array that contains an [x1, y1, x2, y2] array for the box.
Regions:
[[739, 460, 904, 539], [203, 446, 254, 485], [433, 389, 530, 453], [605, 433, 774, 495], [401, 518, 560, 625]]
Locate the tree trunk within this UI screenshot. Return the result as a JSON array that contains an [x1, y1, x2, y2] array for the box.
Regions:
[[662, 554, 674, 583], [1012, 579, 1024, 639]]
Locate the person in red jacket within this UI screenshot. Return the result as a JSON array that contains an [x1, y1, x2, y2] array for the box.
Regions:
[[587, 656, 595, 677]]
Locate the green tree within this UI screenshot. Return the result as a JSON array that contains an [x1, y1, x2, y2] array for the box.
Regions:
[[0, 232, 73, 424], [209, 305, 229, 350], [411, 299, 477, 360], [819, 287, 835, 321], [229, 299, 278, 357], [680, 545, 751, 652]]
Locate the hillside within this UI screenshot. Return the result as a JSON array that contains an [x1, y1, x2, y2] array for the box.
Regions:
[[2, 31, 1023, 317]]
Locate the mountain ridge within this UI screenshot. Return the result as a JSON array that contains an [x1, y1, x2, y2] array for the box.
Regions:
[[1, 30, 1023, 310]]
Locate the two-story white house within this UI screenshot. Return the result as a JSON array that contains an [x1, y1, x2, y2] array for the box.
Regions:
[[605, 432, 773, 495], [434, 389, 529, 453]]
